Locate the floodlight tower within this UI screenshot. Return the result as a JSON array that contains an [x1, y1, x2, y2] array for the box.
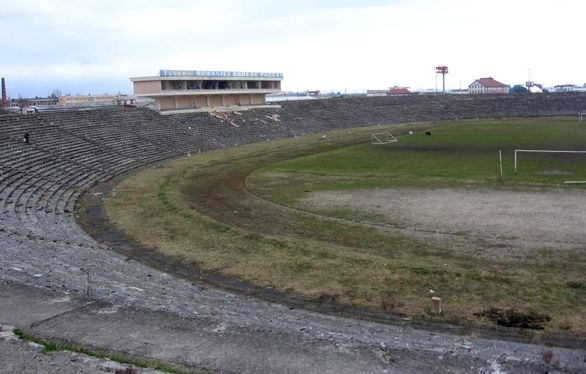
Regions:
[[1, 78, 8, 108], [435, 66, 448, 93]]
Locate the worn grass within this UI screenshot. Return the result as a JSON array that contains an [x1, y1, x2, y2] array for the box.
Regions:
[[105, 119, 586, 335]]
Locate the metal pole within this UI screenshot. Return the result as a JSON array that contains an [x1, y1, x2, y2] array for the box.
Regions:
[[442, 72, 446, 93], [499, 149, 503, 177], [514, 150, 517, 173]]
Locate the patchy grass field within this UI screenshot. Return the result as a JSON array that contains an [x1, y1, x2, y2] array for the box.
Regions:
[[252, 118, 586, 198], [105, 119, 586, 337]]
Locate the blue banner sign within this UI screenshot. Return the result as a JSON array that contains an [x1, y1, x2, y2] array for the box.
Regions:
[[160, 70, 283, 79]]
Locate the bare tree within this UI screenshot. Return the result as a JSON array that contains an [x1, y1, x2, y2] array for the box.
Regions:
[[49, 89, 62, 99]]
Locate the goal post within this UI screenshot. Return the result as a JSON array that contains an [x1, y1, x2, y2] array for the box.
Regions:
[[579, 111, 586, 123], [371, 132, 397, 145], [514, 149, 586, 173]]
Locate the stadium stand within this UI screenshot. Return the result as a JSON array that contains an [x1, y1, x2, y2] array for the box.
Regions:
[[2, 93, 586, 218], [0, 93, 585, 306], [2, 93, 586, 373]]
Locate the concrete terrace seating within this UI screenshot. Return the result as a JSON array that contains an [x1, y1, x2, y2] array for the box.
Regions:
[[1, 93, 586, 219], [1, 93, 586, 373], [1, 93, 585, 218]]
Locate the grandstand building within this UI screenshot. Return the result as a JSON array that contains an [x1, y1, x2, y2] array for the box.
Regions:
[[130, 69, 283, 113]]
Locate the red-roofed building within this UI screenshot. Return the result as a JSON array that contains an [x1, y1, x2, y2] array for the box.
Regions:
[[387, 86, 412, 96], [468, 77, 509, 94]]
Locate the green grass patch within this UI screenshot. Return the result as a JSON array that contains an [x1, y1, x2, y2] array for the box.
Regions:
[[250, 118, 586, 205]]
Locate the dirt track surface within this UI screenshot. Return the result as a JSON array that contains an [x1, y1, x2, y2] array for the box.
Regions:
[[301, 187, 586, 258]]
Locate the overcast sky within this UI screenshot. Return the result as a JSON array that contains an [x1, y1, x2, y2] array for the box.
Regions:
[[1, 0, 584, 97]]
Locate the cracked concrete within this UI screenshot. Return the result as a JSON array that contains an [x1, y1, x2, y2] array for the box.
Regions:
[[0, 323, 162, 374]]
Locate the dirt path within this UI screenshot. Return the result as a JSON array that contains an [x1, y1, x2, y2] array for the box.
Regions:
[[301, 187, 586, 259]]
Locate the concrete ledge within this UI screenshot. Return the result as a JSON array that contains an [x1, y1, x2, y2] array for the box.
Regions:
[[29, 304, 396, 374], [0, 279, 90, 326], [2, 279, 585, 373], [159, 104, 281, 115]]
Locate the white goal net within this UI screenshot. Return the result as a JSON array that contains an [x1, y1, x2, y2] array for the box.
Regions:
[[371, 132, 397, 145], [514, 149, 586, 174]]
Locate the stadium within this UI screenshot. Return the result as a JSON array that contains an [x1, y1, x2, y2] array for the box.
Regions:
[[2, 92, 586, 373]]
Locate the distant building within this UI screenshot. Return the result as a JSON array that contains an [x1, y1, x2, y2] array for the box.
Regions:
[[468, 77, 508, 94], [387, 86, 411, 96], [130, 69, 283, 113], [366, 90, 388, 97], [27, 98, 59, 108], [366, 87, 412, 96], [553, 84, 576, 92], [59, 94, 120, 107], [115, 96, 143, 107], [2, 102, 21, 113]]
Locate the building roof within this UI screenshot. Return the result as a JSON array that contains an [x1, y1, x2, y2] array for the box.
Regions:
[[131, 69, 283, 82], [388, 87, 411, 95], [469, 77, 507, 88]]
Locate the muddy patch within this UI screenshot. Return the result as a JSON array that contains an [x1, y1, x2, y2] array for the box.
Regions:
[[474, 308, 551, 329]]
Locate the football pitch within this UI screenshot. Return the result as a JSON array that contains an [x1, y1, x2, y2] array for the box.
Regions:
[[254, 118, 586, 190], [104, 118, 586, 336]]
